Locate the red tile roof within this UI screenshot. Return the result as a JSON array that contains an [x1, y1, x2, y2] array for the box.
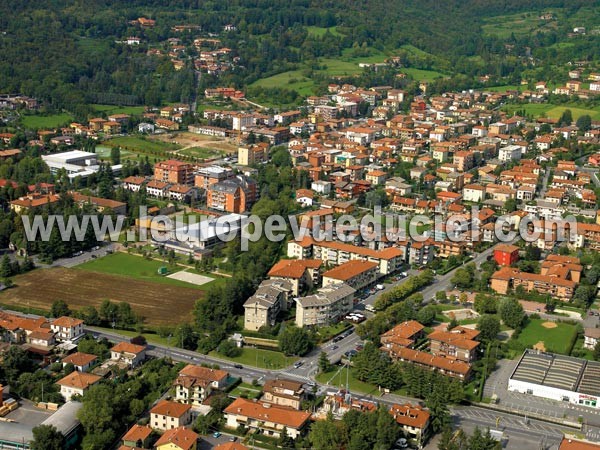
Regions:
[[389, 403, 430, 429], [224, 398, 311, 429], [150, 400, 192, 418], [154, 427, 198, 450]]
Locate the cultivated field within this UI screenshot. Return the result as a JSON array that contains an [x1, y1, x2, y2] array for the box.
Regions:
[[0, 267, 204, 326]]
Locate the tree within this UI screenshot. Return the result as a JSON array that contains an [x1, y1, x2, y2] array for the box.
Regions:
[[110, 146, 121, 165], [0, 254, 12, 278], [594, 341, 600, 362], [474, 294, 497, 314], [50, 300, 71, 318], [31, 425, 63, 450], [278, 427, 295, 448], [576, 114, 592, 132], [499, 298, 525, 329], [426, 393, 451, 433], [477, 315, 501, 342], [217, 339, 242, 357], [558, 109, 573, 126], [468, 427, 501, 450], [417, 305, 437, 326], [279, 326, 314, 356], [318, 351, 332, 373], [451, 267, 473, 289], [504, 198, 517, 213], [309, 416, 345, 450]]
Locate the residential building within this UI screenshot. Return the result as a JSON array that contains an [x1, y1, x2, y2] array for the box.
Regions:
[[155, 427, 199, 450], [321, 260, 379, 290], [224, 398, 312, 439], [380, 320, 425, 351], [122, 176, 147, 192], [584, 328, 600, 350], [50, 317, 84, 342], [498, 145, 523, 162], [490, 266, 578, 301], [146, 180, 171, 198], [194, 165, 235, 190], [62, 352, 97, 373], [238, 143, 269, 165], [206, 175, 257, 213], [154, 160, 195, 185], [150, 400, 192, 431], [262, 378, 306, 410], [385, 346, 471, 380], [243, 279, 294, 331], [295, 283, 356, 327], [122, 424, 153, 448], [493, 243, 520, 266], [389, 404, 431, 448], [267, 259, 322, 296], [559, 438, 600, 450], [173, 364, 229, 406], [428, 326, 480, 362], [57, 371, 102, 401], [70, 192, 127, 215], [110, 342, 147, 368]]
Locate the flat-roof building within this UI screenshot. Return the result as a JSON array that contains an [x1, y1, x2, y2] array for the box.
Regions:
[[509, 349, 600, 409]]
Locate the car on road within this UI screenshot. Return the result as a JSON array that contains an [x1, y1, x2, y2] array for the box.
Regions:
[[331, 345, 339, 350], [355, 344, 363, 351], [213, 432, 221, 438], [293, 361, 304, 369], [233, 364, 243, 369], [91, 255, 97, 259], [229, 436, 237, 442]]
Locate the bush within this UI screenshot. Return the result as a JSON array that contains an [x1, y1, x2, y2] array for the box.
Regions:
[[217, 339, 242, 358]]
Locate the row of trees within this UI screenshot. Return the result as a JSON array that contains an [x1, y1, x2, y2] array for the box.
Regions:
[[374, 270, 435, 310]]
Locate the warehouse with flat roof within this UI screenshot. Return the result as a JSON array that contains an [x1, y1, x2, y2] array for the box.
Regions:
[[508, 349, 600, 408]]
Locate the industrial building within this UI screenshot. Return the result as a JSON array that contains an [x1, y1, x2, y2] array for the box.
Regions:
[[508, 350, 600, 409]]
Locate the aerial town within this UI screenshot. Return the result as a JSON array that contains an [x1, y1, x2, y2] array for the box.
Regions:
[[1, 2, 600, 450]]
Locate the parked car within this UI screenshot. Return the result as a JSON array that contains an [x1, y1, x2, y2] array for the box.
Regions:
[[213, 432, 221, 438], [293, 361, 304, 369]]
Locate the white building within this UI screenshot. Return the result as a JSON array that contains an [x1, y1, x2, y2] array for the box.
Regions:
[[498, 145, 523, 162], [311, 180, 332, 194], [42, 150, 121, 180], [50, 317, 84, 342], [508, 350, 600, 409], [57, 371, 101, 401]]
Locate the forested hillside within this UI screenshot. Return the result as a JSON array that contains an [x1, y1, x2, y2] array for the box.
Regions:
[[1, 0, 598, 113]]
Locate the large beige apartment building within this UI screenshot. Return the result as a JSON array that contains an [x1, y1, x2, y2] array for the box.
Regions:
[[243, 279, 294, 331], [295, 283, 355, 327]]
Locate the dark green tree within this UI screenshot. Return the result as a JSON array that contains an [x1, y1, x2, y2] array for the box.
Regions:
[[279, 326, 314, 356], [50, 300, 71, 318], [31, 425, 63, 450]]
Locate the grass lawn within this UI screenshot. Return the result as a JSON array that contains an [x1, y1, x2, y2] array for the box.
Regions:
[[91, 325, 173, 346], [306, 26, 343, 37], [209, 348, 297, 370], [229, 382, 263, 399], [75, 252, 211, 289], [515, 318, 577, 354], [314, 322, 352, 343], [21, 113, 73, 129], [104, 135, 181, 153], [250, 70, 316, 96], [399, 68, 448, 82], [94, 145, 136, 161], [92, 104, 146, 116], [485, 84, 524, 92], [503, 103, 600, 120], [316, 367, 380, 395], [178, 147, 225, 159]]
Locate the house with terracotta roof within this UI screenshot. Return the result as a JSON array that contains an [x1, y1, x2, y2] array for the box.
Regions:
[[122, 424, 153, 448], [318, 390, 377, 418], [389, 403, 431, 448], [322, 260, 379, 291], [262, 378, 306, 410], [428, 326, 480, 362], [50, 316, 84, 341], [62, 352, 98, 372], [173, 364, 229, 406], [214, 443, 249, 450], [150, 400, 192, 431], [9, 193, 61, 213], [110, 342, 147, 368], [155, 426, 198, 450], [70, 192, 127, 215], [559, 438, 600, 450], [224, 397, 312, 439], [490, 266, 578, 301], [267, 259, 322, 296], [385, 346, 471, 379], [57, 371, 102, 401]]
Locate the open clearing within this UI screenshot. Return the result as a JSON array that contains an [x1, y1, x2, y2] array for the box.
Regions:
[[515, 318, 576, 354], [503, 103, 600, 121], [167, 271, 214, 286], [151, 132, 237, 155], [21, 113, 73, 129], [0, 268, 204, 326]]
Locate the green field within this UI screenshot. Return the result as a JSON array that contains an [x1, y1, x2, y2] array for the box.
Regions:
[[21, 113, 73, 129], [103, 136, 181, 153], [92, 104, 146, 116], [209, 348, 297, 370], [400, 68, 448, 82], [485, 84, 524, 92], [76, 252, 208, 288], [316, 367, 380, 395], [503, 103, 600, 120], [306, 26, 343, 37], [515, 319, 577, 354], [94, 145, 136, 161], [229, 382, 263, 399], [178, 147, 224, 159], [250, 70, 316, 96]]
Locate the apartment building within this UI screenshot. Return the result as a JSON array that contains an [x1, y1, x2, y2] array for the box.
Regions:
[[267, 259, 322, 296], [243, 279, 294, 331], [154, 160, 195, 185], [50, 316, 84, 342], [321, 260, 379, 290], [238, 143, 269, 165], [173, 364, 229, 406], [194, 165, 235, 190], [206, 175, 257, 213], [295, 283, 356, 327], [262, 378, 306, 410], [428, 326, 480, 362], [380, 320, 425, 351], [150, 400, 192, 431], [386, 346, 471, 379], [389, 404, 431, 448], [490, 265, 578, 301]]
